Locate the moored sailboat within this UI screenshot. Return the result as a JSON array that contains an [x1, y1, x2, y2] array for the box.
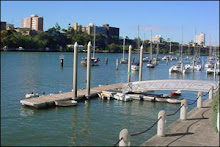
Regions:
[[81, 24, 100, 66], [131, 26, 140, 71], [120, 37, 128, 64], [146, 29, 155, 68]]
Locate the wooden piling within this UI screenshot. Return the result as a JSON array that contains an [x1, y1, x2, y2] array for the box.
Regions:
[[116, 59, 119, 71], [86, 42, 92, 99], [105, 57, 108, 64], [60, 55, 64, 67], [139, 45, 143, 81], [73, 42, 78, 99], [128, 45, 132, 82]]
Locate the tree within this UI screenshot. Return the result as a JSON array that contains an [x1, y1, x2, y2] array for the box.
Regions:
[[55, 22, 61, 31]]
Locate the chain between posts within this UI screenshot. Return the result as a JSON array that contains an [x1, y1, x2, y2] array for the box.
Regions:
[[113, 85, 219, 146], [130, 116, 162, 137], [167, 104, 184, 116], [188, 95, 200, 105], [202, 90, 210, 97], [113, 137, 123, 147], [214, 84, 219, 91]]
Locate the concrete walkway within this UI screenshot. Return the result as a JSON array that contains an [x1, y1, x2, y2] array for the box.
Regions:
[[141, 99, 219, 146]]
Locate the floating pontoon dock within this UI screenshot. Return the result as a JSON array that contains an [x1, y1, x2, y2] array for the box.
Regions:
[[20, 83, 126, 109]]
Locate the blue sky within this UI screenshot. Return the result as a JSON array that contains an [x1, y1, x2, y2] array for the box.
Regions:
[[1, 1, 219, 45]]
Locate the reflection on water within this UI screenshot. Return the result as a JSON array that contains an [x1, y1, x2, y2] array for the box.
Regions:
[[169, 72, 184, 79], [70, 100, 91, 146], [20, 107, 34, 117]]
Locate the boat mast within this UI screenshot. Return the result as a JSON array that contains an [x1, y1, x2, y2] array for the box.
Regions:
[[181, 27, 183, 62], [157, 42, 159, 56], [93, 24, 96, 58], [215, 38, 218, 60], [194, 28, 197, 60], [137, 25, 140, 61], [209, 35, 212, 58], [169, 36, 172, 55], [123, 37, 125, 59], [150, 29, 152, 60]]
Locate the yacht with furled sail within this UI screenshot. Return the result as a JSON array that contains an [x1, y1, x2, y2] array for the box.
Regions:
[[146, 29, 155, 68], [120, 37, 128, 64], [131, 26, 140, 71], [81, 24, 100, 66], [169, 27, 189, 74]]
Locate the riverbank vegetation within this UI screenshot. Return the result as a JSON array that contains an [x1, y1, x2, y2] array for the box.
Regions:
[[1, 24, 213, 55], [211, 87, 219, 132]]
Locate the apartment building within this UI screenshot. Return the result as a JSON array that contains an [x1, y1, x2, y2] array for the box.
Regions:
[[1, 22, 7, 30], [73, 22, 119, 38], [103, 24, 119, 38], [195, 32, 205, 46], [21, 14, 43, 31], [151, 35, 162, 43], [6, 23, 14, 30]]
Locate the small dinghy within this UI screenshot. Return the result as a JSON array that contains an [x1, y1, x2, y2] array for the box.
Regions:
[[25, 93, 39, 98], [54, 100, 77, 107], [170, 90, 181, 96], [166, 98, 182, 104]]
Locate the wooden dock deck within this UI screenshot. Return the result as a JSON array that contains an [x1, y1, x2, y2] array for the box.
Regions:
[[20, 82, 126, 109]]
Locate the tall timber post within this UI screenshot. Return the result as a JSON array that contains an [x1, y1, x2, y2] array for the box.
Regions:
[[86, 42, 92, 99], [73, 42, 78, 99], [128, 45, 132, 82]]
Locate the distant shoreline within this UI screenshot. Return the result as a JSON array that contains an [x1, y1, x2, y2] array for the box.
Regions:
[[1, 50, 211, 56]]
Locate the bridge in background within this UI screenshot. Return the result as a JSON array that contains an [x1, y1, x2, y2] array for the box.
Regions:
[[121, 79, 219, 92]]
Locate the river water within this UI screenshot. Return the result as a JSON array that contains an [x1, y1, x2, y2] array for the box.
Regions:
[[1, 52, 218, 146]]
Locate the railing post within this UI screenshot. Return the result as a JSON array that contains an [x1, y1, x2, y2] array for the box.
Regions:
[[209, 86, 214, 100], [180, 99, 188, 120], [119, 129, 130, 146], [197, 91, 203, 108], [157, 110, 166, 137]]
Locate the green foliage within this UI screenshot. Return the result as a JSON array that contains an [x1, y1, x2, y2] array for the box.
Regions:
[[1, 24, 216, 54], [211, 88, 219, 132], [106, 43, 122, 52]]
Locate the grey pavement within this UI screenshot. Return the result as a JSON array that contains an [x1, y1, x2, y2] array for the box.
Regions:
[[141, 99, 219, 146]]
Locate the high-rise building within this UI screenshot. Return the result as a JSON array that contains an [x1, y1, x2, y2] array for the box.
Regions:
[[1, 22, 7, 30], [72, 22, 119, 38], [73, 22, 78, 31], [6, 23, 14, 30], [151, 35, 162, 43], [103, 24, 119, 38], [195, 32, 205, 46], [21, 14, 43, 31]]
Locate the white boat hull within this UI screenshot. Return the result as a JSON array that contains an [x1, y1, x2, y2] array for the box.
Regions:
[[25, 93, 39, 98], [54, 100, 77, 107]]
